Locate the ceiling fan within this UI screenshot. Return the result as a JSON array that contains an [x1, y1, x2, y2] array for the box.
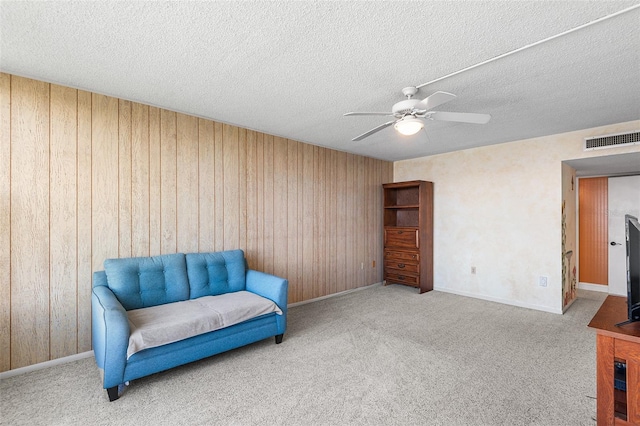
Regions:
[[344, 87, 491, 141]]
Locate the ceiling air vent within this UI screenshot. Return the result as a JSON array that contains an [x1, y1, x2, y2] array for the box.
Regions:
[[584, 130, 640, 151]]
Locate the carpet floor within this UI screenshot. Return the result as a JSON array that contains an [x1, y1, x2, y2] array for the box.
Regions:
[[0, 285, 607, 425]]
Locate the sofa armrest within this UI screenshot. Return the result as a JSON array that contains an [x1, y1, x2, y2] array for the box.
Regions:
[[92, 271, 130, 389], [246, 270, 288, 334]]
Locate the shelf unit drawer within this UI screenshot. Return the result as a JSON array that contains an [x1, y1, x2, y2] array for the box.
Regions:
[[384, 260, 419, 274], [385, 270, 419, 287], [384, 227, 419, 249], [384, 250, 419, 263]]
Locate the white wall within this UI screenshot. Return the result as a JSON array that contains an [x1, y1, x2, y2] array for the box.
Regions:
[[394, 120, 640, 313]]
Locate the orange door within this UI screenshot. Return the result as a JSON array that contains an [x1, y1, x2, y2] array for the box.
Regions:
[[579, 177, 608, 285]]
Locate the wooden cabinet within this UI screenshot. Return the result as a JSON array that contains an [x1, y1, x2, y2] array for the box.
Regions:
[[588, 296, 640, 425], [382, 180, 433, 293]]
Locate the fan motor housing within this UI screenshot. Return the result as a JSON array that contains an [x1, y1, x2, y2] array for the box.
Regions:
[[392, 99, 421, 115]]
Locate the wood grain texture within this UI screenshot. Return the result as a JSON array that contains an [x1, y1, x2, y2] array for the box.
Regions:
[[222, 124, 239, 251], [148, 107, 162, 256], [160, 109, 177, 254], [287, 139, 299, 302], [198, 119, 215, 253], [579, 177, 608, 285], [213, 121, 224, 252], [176, 113, 199, 253], [617, 340, 640, 425], [10, 76, 50, 368], [596, 334, 616, 425], [301, 143, 314, 301], [0, 73, 11, 371], [262, 134, 274, 275], [131, 103, 150, 257], [76, 90, 92, 352], [91, 93, 119, 273], [2, 73, 392, 372], [118, 100, 132, 258], [49, 84, 78, 359], [273, 137, 288, 281]]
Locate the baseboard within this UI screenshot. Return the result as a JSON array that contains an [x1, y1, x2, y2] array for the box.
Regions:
[[288, 282, 382, 308], [433, 285, 563, 315], [0, 350, 94, 380], [578, 282, 609, 293]]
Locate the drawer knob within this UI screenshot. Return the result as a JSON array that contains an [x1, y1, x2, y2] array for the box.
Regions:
[[397, 263, 405, 268], [397, 231, 403, 234], [399, 275, 405, 280]]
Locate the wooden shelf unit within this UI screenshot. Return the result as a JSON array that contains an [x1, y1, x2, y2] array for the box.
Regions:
[[588, 295, 640, 425], [382, 180, 433, 293]]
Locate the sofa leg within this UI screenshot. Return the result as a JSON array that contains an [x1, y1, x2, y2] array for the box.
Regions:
[[107, 386, 120, 402], [275, 334, 284, 344]]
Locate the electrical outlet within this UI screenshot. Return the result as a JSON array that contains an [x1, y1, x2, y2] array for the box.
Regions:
[[361, 262, 364, 270], [539, 276, 548, 287], [471, 266, 476, 274]]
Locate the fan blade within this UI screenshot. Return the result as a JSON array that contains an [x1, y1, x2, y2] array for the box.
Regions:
[[352, 120, 397, 141], [428, 111, 491, 124], [344, 112, 394, 116], [415, 91, 456, 110]]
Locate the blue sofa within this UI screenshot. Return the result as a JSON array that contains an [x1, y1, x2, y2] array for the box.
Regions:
[[91, 249, 287, 401]]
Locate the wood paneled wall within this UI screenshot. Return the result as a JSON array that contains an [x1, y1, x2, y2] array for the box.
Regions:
[[0, 73, 393, 371], [578, 177, 609, 285]]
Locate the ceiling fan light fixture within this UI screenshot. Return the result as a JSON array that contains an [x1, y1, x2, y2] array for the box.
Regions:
[[394, 117, 424, 136]]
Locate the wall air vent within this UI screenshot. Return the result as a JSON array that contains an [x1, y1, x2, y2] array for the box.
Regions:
[[584, 131, 640, 151]]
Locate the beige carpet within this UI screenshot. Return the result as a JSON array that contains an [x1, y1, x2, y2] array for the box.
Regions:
[[0, 284, 606, 425]]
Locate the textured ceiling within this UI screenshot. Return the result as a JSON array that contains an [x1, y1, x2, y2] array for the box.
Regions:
[[1, 1, 639, 162]]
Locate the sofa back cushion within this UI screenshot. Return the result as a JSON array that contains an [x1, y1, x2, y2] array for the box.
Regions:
[[103, 253, 189, 310], [186, 250, 246, 298]]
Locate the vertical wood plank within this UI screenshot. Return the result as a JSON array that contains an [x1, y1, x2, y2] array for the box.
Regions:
[[10, 76, 50, 368], [176, 113, 199, 253], [345, 153, 356, 290], [255, 132, 265, 271], [327, 148, 337, 295], [302, 143, 314, 301], [223, 123, 239, 250], [579, 177, 608, 285], [262, 134, 274, 274], [198, 118, 215, 252], [118, 99, 132, 258], [49, 84, 78, 359], [92, 94, 119, 272], [160, 109, 177, 254], [238, 128, 247, 252], [76, 90, 92, 352], [131, 102, 150, 257], [336, 152, 347, 293], [287, 139, 298, 303], [148, 107, 161, 256], [314, 146, 326, 298], [296, 139, 305, 303], [0, 73, 11, 371], [273, 137, 288, 280], [356, 155, 365, 287], [213, 121, 224, 251], [245, 130, 258, 266]]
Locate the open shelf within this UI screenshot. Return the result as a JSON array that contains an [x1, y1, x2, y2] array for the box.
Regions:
[[384, 208, 419, 227]]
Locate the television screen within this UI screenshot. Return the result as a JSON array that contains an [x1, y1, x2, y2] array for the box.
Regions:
[[625, 214, 640, 323]]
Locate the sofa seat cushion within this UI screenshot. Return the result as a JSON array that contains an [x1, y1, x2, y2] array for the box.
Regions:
[[126, 291, 283, 358]]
